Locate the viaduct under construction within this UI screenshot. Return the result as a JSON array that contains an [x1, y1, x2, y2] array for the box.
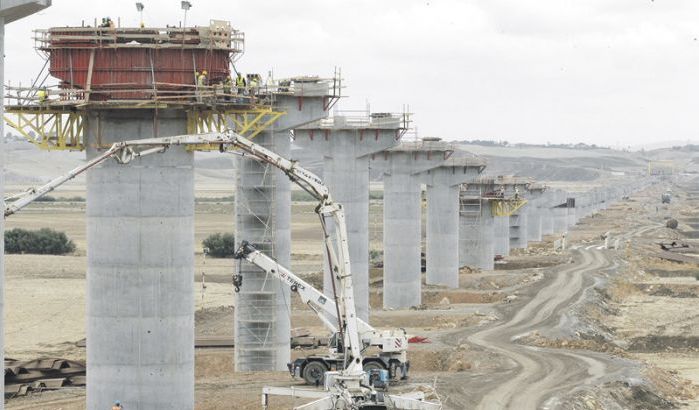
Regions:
[[0, 4, 646, 409]]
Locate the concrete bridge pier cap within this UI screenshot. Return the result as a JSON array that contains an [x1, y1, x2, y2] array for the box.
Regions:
[[422, 155, 486, 288], [234, 90, 332, 372], [293, 113, 405, 321], [371, 140, 454, 309]]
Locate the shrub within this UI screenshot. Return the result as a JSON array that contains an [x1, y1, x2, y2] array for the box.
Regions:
[[4, 228, 76, 255], [33, 195, 56, 202], [202, 232, 236, 258]]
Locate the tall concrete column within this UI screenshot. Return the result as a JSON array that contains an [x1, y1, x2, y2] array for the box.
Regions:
[[540, 191, 554, 236], [526, 186, 546, 242], [294, 115, 401, 321], [86, 110, 194, 409], [423, 157, 485, 288], [459, 183, 495, 271], [552, 190, 568, 234], [493, 214, 510, 257], [372, 141, 453, 309], [509, 208, 528, 249], [567, 196, 576, 227], [234, 92, 329, 371]]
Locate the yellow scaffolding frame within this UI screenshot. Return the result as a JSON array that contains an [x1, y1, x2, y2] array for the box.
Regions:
[[185, 108, 285, 151], [490, 198, 528, 217], [4, 110, 85, 151], [647, 160, 674, 176], [3, 107, 285, 151]]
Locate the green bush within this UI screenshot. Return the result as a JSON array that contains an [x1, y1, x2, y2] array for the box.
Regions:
[[202, 232, 236, 258], [4, 228, 76, 255], [33, 195, 56, 202]]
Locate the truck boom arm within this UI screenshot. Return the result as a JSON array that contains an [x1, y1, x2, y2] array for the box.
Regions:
[[234, 240, 392, 340], [5, 129, 363, 374]]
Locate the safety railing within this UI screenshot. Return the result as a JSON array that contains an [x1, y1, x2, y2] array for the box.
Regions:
[[33, 21, 244, 52]]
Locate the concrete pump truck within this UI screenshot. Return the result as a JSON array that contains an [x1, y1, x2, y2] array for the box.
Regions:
[[4, 130, 441, 409]]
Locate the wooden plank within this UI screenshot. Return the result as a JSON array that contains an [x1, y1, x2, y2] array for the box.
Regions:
[[84, 49, 95, 101]]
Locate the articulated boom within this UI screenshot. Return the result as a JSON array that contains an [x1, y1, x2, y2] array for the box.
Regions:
[[3, 129, 440, 409]]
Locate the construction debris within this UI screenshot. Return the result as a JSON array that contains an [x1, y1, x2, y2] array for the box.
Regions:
[[5, 358, 85, 398]]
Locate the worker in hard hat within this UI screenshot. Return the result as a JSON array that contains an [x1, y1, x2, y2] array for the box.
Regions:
[[112, 400, 123, 410], [223, 75, 233, 101], [37, 87, 48, 105], [196, 70, 208, 103], [235, 72, 246, 95], [249, 74, 259, 96]]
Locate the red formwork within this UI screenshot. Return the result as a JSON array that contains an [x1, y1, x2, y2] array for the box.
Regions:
[[44, 27, 233, 100]]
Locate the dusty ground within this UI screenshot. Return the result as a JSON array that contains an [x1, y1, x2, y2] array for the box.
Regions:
[[3, 179, 699, 409]]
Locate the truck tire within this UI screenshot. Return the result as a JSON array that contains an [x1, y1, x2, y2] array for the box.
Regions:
[[363, 361, 386, 372], [302, 361, 328, 385]]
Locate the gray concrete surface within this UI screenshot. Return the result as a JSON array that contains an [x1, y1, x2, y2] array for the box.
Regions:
[[372, 141, 453, 309], [526, 187, 546, 242], [423, 157, 484, 288], [459, 186, 495, 270], [294, 115, 401, 321], [540, 191, 554, 236], [234, 93, 328, 371], [509, 209, 528, 249], [85, 110, 194, 409]]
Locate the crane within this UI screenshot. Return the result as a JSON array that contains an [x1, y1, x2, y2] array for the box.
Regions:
[[3, 130, 440, 409], [233, 241, 410, 385]]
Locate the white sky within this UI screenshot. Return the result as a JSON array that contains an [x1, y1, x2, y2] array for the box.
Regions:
[[4, 0, 699, 147]]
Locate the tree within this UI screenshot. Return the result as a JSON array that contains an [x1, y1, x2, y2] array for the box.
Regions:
[[5, 228, 76, 255], [202, 232, 236, 258]]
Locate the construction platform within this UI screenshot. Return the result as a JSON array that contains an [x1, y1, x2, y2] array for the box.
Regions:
[[3, 20, 341, 150]]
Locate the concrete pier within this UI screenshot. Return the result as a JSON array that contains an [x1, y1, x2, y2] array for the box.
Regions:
[[494, 213, 510, 257], [567, 196, 577, 227], [459, 179, 496, 270], [372, 140, 453, 309], [509, 209, 528, 249], [552, 190, 568, 234], [526, 184, 546, 242], [294, 114, 403, 320], [540, 190, 554, 236], [424, 156, 485, 287], [235, 90, 330, 372], [86, 110, 194, 409]]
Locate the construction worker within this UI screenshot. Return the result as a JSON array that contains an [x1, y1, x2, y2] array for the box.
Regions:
[[37, 87, 48, 104], [198, 70, 208, 87], [223, 76, 232, 101], [235, 72, 246, 94], [196, 70, 207, 103], [249, 74, 259, 95], [112, 400, 122, 410]]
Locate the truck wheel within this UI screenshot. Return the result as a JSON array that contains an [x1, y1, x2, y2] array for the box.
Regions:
[[363, 361, 386, 372], [302, 361, 328, 385]]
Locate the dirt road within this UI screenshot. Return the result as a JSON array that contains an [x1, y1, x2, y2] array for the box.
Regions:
[[469, 247, 616, 409], [439, 216, 662, 409]]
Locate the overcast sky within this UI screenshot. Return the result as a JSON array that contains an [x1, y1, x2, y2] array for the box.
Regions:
[[4, 0, 698, 147]]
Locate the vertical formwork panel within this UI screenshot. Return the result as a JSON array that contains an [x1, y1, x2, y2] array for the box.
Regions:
[[86, 110, 194, 410]]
